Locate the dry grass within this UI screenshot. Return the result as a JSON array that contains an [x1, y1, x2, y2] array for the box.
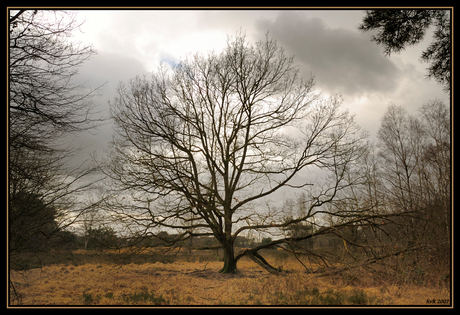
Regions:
[[9, 253, 451, 306]]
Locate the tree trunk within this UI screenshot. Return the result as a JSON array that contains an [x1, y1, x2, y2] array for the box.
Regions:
[[219, 239, 238, 273]]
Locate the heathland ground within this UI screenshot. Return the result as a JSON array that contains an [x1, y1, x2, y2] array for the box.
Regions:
[[9, 249, 451, 306]]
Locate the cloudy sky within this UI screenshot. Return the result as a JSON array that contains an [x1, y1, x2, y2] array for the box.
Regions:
[[70, 9, 449, 165]]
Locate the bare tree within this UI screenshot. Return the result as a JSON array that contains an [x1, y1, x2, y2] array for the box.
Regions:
[[417, 100, 451, 240], [9, 10, 101, 150], [103, 33, 369, 273], [375, 100, 451, 276], [8, 10, 102, 265], [281, 100, 451, 280]]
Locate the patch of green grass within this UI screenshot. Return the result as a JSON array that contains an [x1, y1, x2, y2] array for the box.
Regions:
[[270, 286, 382, 305], [104, 292, 114, 299], [81, 290, 100, 305], [122, 289, 168, 305], [347, 289, 368, 305]]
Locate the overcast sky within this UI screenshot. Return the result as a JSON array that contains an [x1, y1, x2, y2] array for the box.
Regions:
[[70, 9, 449, 165]]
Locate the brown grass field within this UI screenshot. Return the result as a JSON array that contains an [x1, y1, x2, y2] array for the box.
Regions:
[[9, 250, 451, 306]]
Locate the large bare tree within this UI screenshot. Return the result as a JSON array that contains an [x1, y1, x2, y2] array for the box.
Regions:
[[104, 33, 369, 273]]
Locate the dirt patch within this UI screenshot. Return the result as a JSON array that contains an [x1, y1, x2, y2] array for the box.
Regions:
[[184, 268, 264, 280]]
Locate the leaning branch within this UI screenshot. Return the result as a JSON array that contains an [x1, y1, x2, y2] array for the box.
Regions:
[[246, 251, 280, 274], [234, 212, 406, 274]]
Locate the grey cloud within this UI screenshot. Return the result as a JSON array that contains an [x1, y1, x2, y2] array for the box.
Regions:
[[256, 11, 401, 96], [78, 52, 147, 91], [75, 52, 147, 133], [66, 52, 148, 168]]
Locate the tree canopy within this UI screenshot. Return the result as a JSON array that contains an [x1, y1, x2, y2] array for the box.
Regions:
[[359, 9, 451, 91]]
